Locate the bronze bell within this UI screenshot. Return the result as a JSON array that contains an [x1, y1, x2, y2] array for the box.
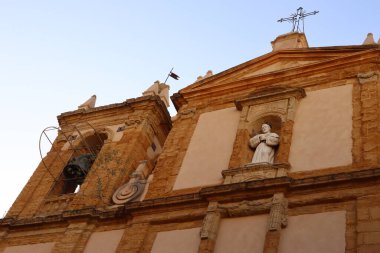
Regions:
[[63, 154, 96, 183]]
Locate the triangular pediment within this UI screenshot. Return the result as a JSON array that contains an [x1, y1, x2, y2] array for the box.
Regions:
[[180, 45, 378, 93], [171, 44, 379, 111]]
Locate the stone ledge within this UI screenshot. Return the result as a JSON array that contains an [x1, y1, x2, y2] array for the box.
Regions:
[[2, 167, 380, 228], [234, 86, 305, 110], [222, 163, 290, 184]]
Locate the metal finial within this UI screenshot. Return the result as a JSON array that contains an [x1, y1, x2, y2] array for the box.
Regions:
[[278, 7, 319, 33]]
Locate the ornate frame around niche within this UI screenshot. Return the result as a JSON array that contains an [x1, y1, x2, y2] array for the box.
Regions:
[[226, 86, 306, 184]]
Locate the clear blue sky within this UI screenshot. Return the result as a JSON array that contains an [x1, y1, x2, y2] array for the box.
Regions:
[[0, 0, 379, 216]]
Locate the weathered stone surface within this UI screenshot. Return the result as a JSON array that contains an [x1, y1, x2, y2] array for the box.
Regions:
[[2, 36, 380, 253]]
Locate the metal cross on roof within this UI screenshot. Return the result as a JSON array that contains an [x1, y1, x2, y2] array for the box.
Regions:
[[278, 7, 319, 33]]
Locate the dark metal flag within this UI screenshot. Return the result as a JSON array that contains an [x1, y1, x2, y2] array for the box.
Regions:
[[164, 68, 180, 84], [169, 71, 180, 80]]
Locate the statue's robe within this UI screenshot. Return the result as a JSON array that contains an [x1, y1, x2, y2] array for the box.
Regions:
[[249, 132, 279, 164]]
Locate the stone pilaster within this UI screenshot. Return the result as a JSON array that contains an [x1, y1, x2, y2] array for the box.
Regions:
[[116, 222, 150, 253], [198, 202, 222, 253], [51, 221, 95, 253], [263, 193, 288, 253], [356, 72, 380, 166]]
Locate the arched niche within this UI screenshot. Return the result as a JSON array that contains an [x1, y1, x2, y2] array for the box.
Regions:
[[248, 115, 282, 138], [228, 86, 305, 169]]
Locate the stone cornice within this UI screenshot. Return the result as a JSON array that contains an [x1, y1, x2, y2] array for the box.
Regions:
[[182, 45, 379, 93], [172, 48, 380, 110], [58, 95, 171, 127], [2, 167, 380, 228]]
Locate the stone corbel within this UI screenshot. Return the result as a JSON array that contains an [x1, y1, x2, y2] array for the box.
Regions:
[[198, 202, 225, 253], [112, 160, 153, 204], [200, 202, 223, 240], [267, 193, 288, 231]]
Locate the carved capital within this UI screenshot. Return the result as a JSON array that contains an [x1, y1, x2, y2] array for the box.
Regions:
[[267, 193, 288, 231], [357, 71, 379, 84]]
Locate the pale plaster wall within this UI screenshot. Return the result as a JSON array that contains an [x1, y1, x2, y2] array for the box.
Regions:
[[83, 229, 124, 253], [214, 215, 268, 253], [278, 211, 346, 253], [173, 107, 240, 189], [4, 242, 55, 253], [289, 85, 353, 171], [150, 227, 201, 253]]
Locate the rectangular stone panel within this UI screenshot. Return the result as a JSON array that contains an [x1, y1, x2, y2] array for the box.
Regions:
[[83, 229, 124, 253], [214, 215, 268, 253], [150, 227, 201, 253], [278, 211, 346, 253], [4, 242, 55, 253], [289, 85, 353, 171], [173, 107, 240, 189]]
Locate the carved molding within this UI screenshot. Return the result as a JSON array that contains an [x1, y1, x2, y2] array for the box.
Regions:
[[218, 198, 273, 217], [235, 86, 306, 110], [222, 163, 290, 184], [235, 86, 305, 124], [357, 71, 379, 84]]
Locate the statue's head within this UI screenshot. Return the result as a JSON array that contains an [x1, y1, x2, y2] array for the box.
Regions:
[[261, 123, 271, 133]]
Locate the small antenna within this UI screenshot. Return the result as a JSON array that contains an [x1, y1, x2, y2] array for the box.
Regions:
[[277, 7, 319, 33]]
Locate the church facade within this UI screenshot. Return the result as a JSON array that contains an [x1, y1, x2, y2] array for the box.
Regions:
[[1, 32, 380, 253]]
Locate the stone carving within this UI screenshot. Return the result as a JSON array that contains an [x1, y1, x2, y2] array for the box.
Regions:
[[357, 71, 379, 84], [125, 117, 143, 127], [112, 161, 150, 204], [219, 199, 272, 217], [247, 100, 288, 123], [222, 163, 290, 184], [267, 193, 288, 231], [249, 123, 279, 164], [200, 202, 221, 239]]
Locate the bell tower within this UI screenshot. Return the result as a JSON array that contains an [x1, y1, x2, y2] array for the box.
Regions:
[[5, 89, 171, 219]]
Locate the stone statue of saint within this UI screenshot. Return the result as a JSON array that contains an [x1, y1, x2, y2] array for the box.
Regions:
[[249, 123, 279, 164]]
